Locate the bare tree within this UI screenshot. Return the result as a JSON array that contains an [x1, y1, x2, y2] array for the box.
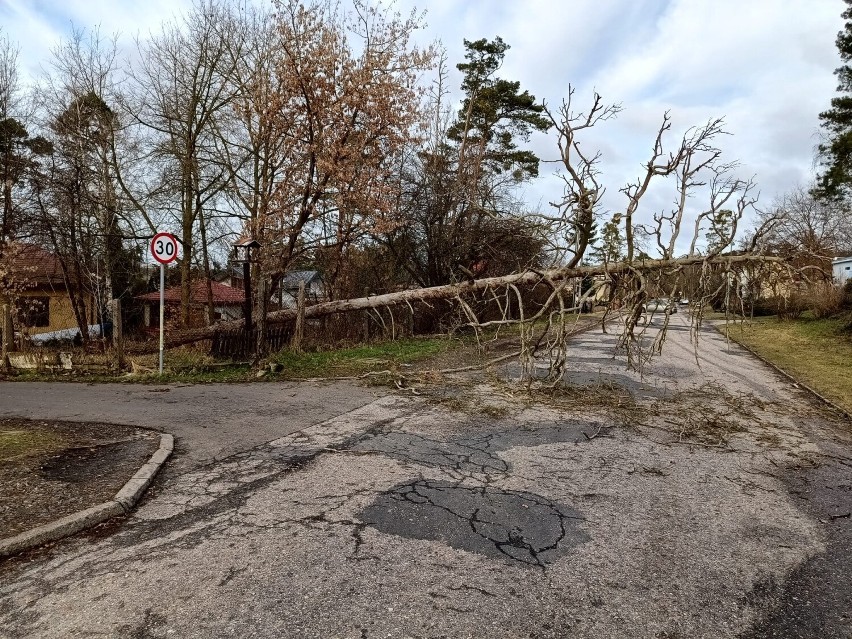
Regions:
[[156, 251, 786, 352], [131, 0, 241, 326], [750, 184, 851, 270], [543, 88, 621, 269], [212, 2, 297, 349], [0, 31, 19, 122], [0, 31, 43, 360], [0, 31, 49, 244]]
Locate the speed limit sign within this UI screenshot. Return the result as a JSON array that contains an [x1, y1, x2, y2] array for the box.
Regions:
[[150, 232, 179, 264], [150, 232, 179, 375]]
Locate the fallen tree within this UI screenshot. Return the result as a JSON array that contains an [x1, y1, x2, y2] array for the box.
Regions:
[[147, 89, 805, 379], [157, 252, 789, 351]]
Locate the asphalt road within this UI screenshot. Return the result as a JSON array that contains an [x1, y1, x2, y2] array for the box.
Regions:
[[1, 314, 850, 638], [0, 380, 380, 475]]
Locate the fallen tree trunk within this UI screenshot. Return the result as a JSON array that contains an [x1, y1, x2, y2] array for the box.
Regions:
[[158, 253, 786, 350]]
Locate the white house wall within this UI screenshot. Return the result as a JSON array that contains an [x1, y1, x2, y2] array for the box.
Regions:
[[833, 259, 852, 285]]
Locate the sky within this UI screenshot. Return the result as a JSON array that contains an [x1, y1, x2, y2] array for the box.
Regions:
[[0, 0, 845, 254]]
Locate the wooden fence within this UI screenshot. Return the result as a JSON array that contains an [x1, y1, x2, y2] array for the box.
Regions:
[[210, 323, 293, 358]]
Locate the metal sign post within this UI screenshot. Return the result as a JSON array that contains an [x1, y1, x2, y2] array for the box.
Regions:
[[150, 232, 179, 375], [159, 263, 165, 374]]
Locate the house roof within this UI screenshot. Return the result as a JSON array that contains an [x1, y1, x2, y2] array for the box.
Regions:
[[136, 279, 245, 305], [2, 242, 66, 286], [281, 270, 322, 289]]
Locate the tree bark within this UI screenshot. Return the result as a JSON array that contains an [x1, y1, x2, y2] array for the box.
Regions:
[[180, 189, 193, 327], [198, 198, 215, 326], [255, 273, 268, 357]]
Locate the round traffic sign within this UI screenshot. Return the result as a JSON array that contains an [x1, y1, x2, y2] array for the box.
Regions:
[[150, 232, 179, 264]]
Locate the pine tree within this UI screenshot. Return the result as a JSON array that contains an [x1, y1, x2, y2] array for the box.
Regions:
[[816, 0, 852, 200], [704, 209, 734, 254], [448, 37, 551, 179], [591, 213, 624, 264], [383, 37, 551, 291], [0, 118, 51, 241]]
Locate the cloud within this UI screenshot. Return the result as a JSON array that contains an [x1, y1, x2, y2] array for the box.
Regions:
[[2, 0, 845, 253], [1, 0, 65, 81]]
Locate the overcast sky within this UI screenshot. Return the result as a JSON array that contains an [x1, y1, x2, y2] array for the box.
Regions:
[[0, 0, 845, 253]]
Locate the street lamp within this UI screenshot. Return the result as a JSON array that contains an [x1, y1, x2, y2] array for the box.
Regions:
[[232, 238, 261, 331]]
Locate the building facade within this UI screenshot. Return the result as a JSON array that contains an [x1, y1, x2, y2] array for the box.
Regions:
[[832, 256, 852, 286]]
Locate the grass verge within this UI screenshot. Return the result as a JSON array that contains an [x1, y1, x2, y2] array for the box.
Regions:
[[270, 337, 451, 379], [722, 316, 852, 413], [5, 336, 455, 384]]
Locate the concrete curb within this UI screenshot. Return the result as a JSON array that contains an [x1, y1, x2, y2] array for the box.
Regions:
[[712, 322, 852, 422], [0, 433, 174, 559]]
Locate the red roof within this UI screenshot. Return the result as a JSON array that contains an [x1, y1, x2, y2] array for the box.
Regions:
[[2, 242, 66, 285], [136, 280, 245, 305]]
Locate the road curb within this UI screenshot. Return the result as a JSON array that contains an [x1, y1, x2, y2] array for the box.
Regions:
[[712, 323, 852, 422], [0, 432, 174, 559]]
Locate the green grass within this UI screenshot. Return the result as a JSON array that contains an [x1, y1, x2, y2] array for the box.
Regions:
[[724, 316, 852, 413], [270, 337, 450, 379]]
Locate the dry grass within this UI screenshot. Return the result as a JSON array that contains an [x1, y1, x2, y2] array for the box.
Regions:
[[414, 377, 515, 418], [723, 317, 852, 414], [413, 376, 642, 422], [0, 425, 65, 461]]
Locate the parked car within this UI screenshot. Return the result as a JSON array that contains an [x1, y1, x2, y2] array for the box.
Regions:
[[643, 298, 677, 314]]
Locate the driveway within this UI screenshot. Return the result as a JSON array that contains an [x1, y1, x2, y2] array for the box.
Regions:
[[1, 315, 850, 638]]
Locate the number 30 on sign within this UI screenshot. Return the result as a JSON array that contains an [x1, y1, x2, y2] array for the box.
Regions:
[[150, 232, 179, 264]]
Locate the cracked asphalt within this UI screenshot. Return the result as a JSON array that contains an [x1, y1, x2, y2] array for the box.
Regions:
[[1, 314, 851, 638]]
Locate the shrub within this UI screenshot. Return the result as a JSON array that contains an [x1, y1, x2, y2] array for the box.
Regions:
[[777, 294, 808, 320], [843, 280, 852, 310], [750, 297, 778, 317], [804, 283, 845, 319], [749, 295, 806, 319]]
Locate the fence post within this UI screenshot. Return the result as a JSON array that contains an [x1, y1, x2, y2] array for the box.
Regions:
[[291, 281, 305, 353], [256, 276, 268, 357], [112, 298, 124, 370], [1, 301, 12, 369], [361, 287, 370, 340]]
